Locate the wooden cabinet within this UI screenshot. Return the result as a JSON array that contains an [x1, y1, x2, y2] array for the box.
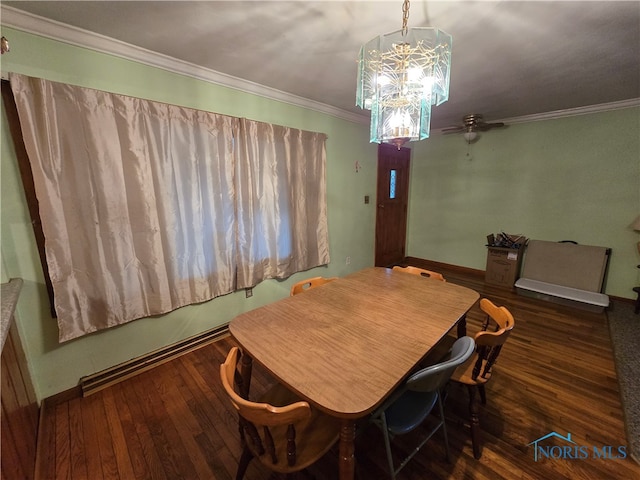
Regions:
[[1, 279, 38, 480]]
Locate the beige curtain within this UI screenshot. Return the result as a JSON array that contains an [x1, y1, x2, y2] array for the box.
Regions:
[[10, 74, 237, 341], [9, 73, 329, 342], [236, 119, 330, 288]]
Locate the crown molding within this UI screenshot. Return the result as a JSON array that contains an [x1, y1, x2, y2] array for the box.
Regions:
[[2, 6, 638, 131], [435, 97, 640, 134], [0, 6, 367, 124], [493, 98, 640, 126]]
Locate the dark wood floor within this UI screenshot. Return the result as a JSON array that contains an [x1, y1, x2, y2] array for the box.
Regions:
[[36, 264, 640, 479]]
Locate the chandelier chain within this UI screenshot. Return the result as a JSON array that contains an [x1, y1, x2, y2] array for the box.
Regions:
[[402, 0, 410, 35]]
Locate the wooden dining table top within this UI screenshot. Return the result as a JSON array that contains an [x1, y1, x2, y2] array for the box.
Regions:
[[229, 267, 479, 419]]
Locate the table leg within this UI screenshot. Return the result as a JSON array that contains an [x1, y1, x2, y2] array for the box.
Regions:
[[339, 419, 356, 480], [457, 314, 468, 337]]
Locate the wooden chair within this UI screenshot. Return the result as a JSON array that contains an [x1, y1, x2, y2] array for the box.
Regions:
[[392, 265, 446, 282], [220, 347, 340, 479], [371, 336, 476, 479], [450, 298, 515, 459], [289, 276, 338, 296]]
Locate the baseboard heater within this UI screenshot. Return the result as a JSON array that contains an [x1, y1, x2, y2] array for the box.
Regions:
[[80, 324, 230, 397]]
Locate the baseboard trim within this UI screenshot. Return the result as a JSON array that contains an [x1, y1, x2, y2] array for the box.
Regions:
[[609, 295, 635, 306], [79, 324, 230, 397], [403, 256, 485, 278]]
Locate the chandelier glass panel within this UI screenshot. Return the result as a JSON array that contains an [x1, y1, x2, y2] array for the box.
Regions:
[[356, 1, 452, 148]]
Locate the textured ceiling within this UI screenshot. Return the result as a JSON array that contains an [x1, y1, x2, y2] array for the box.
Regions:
[[2, 1, 639, 130]]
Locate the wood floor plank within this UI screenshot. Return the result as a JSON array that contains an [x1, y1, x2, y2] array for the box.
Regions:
[[79, 395, 104, 480], [92, 394, 122, 480], [35, 264, 640, 479], [53, 402, 70, 480], [130, 371, 199, 480], [101, 387, 136, 480], [153, 361, 220, 480], [67, 397, 88, 480], [118, 379, 168, 480]]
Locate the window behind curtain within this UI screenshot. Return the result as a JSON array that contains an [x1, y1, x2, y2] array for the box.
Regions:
[[9, 73, 329, 342], [235, 118, 329, 288]]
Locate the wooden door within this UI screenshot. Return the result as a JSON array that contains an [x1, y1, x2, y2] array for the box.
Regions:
[[374, 143, 411, 267]]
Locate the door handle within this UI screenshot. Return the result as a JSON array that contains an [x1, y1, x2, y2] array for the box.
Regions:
[[378, 204, 385, 208]]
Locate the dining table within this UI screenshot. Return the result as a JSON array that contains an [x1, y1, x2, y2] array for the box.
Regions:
[[229, 266, 480, 480]]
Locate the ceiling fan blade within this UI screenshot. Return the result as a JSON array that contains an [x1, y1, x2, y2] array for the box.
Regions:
[[476, 122, 505, 131], [441, 126, 464, 133]]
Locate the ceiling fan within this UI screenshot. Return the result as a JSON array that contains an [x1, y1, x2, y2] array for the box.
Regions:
[[442, 114, 506, 143]]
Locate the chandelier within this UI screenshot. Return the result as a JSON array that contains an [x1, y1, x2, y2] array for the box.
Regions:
[[356, 0, 452, 148]]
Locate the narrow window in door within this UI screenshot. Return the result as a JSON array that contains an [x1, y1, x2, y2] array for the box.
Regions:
[[389, 169, 397, 199]]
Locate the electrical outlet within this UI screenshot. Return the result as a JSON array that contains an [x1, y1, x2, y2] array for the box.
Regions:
[[245, 288, 253, 298], [345, 256, 351, 265]]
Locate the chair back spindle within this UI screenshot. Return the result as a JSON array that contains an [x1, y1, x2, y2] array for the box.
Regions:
[[286, 424, 296, 466]]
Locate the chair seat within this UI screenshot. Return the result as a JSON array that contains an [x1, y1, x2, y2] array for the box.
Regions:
[[252, 383, 341, 473], [422, 338, 496, 386], [451, 357, 493, 386], [384, 390, 438, 436]]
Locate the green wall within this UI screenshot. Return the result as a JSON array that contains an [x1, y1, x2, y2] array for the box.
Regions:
[[2, 27, 638, 402], [0, 28, 377, 400], [407, 108, 640, 298]]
